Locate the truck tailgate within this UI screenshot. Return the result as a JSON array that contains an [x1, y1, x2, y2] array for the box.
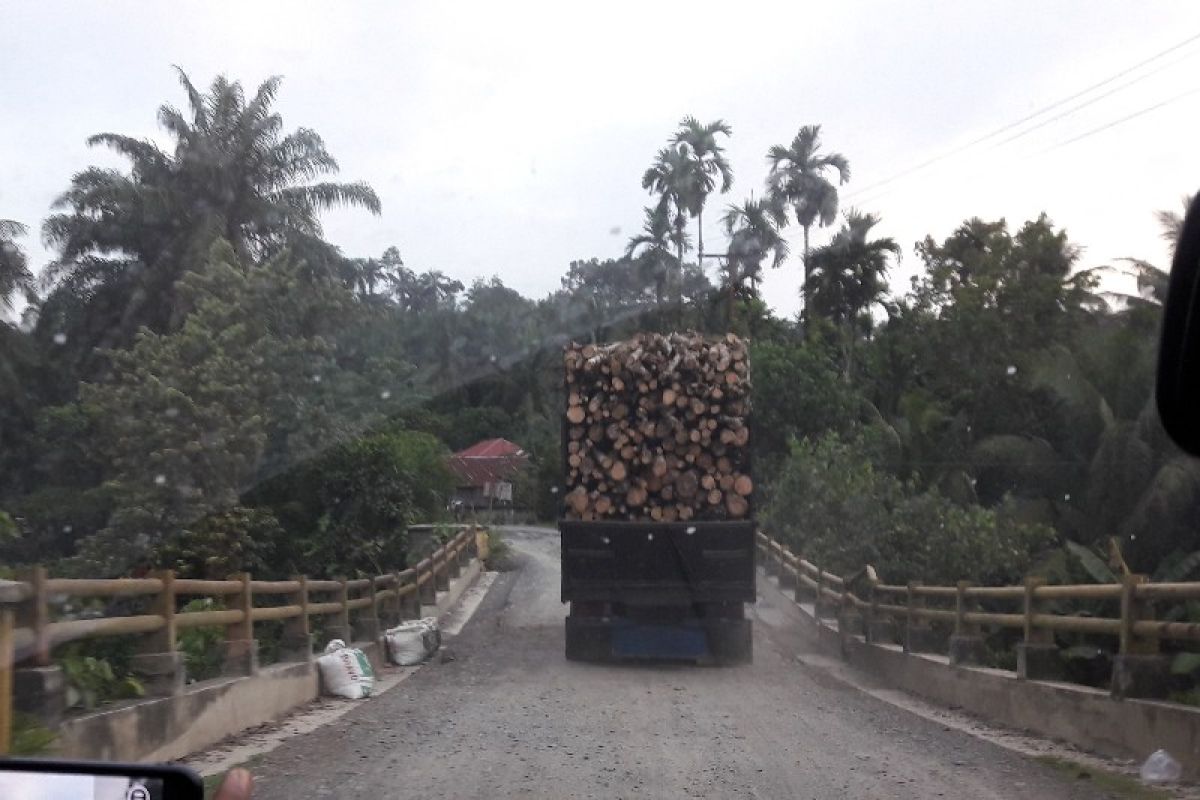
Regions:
[[560, 520, 756, 605]]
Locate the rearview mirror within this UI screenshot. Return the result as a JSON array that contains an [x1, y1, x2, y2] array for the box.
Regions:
[[1157, 192, 1200, 455]]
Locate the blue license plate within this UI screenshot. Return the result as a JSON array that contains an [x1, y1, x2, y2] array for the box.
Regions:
[[612, 622, 708, 659]]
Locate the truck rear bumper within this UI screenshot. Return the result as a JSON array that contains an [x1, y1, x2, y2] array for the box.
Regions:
[[565, 614, 752, 665]]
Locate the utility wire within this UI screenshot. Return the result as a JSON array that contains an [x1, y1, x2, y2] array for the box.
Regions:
[[842, 31, 1200, 201], [1044, 85, 1200, 152]]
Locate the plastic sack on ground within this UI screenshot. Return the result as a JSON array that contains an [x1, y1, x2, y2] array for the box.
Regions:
[[419, 616, 442, 651], [1140, 749, 1182, 783], [317, 640, 375, 699], [383, 621, 430, 666]]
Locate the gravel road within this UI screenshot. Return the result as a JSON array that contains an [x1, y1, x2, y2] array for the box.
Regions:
[[248, 526, 1115, 799]]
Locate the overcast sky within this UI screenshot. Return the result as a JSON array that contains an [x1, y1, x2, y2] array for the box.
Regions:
[[3, 1, 1200, 318]]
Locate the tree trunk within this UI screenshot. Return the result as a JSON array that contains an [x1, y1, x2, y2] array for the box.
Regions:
[[802, 225, 812, 333], [697, 209, 704, 270]]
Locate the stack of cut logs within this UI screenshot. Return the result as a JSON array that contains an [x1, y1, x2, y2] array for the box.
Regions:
[[563, 332, 752, 522]]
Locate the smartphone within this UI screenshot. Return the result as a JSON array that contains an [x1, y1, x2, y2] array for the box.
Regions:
[[0, 757, 203, 800]]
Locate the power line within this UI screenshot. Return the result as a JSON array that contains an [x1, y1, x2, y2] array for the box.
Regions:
[[990, 47, 1200, 149], [1044, 85, 1200, 151], [842, 30, 1200, 201]]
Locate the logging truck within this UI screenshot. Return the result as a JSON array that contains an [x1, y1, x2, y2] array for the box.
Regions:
[[559, 332, 755, 664]]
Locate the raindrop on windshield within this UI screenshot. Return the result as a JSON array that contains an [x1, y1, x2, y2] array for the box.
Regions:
[[1006, 365, 1017, 376], [601, 536, 610, 545], [311, 374, 322, 383], [62, 524, 72, 533], [380, 389, 392, 400], [550, 486, 559, 494], [52, 332, 67, 345], [647, 533, 654, 541], [153, 474, 167, 486], [686, 526, 697, 535], [1064, 493, 1071, 501]]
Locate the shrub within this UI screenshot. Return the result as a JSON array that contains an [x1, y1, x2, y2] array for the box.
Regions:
[[764, 433, 1054, 586]]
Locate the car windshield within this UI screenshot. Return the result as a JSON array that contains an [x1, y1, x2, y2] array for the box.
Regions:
[[3, 2, 1200, 797]]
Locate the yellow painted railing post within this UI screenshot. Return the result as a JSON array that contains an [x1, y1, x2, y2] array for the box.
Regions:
[[131, 569, 183, 696], [1016, 576, 1060, 681], [0, 609, 13, 755], [222, 572, 258, 676], [476, 526, 490, 563], [282, 576, 311, 662], [1112, 574, 1169, 699], [17, 566, 50, 667]]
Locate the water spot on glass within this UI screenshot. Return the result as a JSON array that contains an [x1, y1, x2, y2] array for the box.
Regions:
[[1063, 493, 1071, 501], [52, 332, 67, 345], [62, 524, 73, 533], [1006, 365, 1017, 376], [311, 374, 322, 383], [380, 389, 392, 400], [601, 536, 610, 545], [164, 407, 179, 419], [489, 354, 498, 364], [154, 474, 167, 486], [647, 533, 654, 541], [550, 486, 559, 494], [1131, 534, 1138, 541], [686, 526, 697, 535]]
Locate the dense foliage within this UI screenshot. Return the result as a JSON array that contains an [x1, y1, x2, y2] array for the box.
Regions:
[[0, 69, 1195, 609]]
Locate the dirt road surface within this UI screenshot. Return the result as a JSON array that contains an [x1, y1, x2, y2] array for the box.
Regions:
[[248, 526, 1115, 799]]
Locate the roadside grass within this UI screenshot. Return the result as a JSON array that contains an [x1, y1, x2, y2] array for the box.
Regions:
[[484, 529, 516, 572], [1035, 755, 1172, 800]]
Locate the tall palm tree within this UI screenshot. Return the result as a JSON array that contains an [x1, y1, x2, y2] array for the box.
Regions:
[[41, 67, 380, 347], [625, 205, 682, 305], [721, 197, 789, 325], [807, 210, 898, 326], [670, 117, 734, 266], [0, 220, 33, 312], [640, 144, 693, 304], [1156, 194, 1195, 258], [766, 124, 851, 302], [807, 210, 899, 378]]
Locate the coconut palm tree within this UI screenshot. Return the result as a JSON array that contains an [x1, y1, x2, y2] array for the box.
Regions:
[[0, 220, 32, 312], [807, 210, 899, 379], [1156, 194, 1194, 258], [670, 117, 734, 266], [641, 144, 694, 304], [721, 197, 789, 325], [766, 125, 851, 301], [625, 205, 683, 305], [40, 67, 380, 347]]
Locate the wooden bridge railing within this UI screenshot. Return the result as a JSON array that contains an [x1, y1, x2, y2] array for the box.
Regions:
[[0, 524, 488, 753], [756, 530, 1196, 702]]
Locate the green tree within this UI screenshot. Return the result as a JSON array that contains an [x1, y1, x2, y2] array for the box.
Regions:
[[39, 68, 380, 360], [0, 220, 33, 312], [807, 210, 900, 379], [766, 125, 851, 303], [721, 197, 788, 325], [669, 116, 734, 266]]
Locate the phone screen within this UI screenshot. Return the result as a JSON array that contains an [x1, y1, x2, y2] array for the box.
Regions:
[[0, 769, 165, 800]]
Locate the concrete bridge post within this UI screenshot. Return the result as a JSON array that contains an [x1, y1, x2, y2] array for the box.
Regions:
[[280, 576, 312, 661], [904, 582, 942, 654], [1112, 574, 1169, 699], [1017, 577, 1061, 681], [131, 569, 185, 696], [948, 581, 987, 666]]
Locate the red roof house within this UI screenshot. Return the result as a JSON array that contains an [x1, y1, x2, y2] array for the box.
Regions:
[[446, 438, 529, 508]]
